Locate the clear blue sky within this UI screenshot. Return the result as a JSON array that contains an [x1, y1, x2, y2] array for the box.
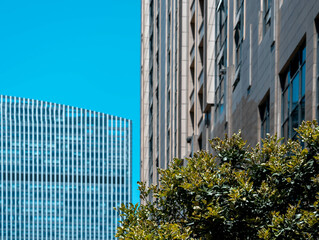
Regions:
[[0, 1, 141, 203]]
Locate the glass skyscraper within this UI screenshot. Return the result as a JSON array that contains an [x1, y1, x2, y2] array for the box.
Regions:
[[0, 95, 132, 239]]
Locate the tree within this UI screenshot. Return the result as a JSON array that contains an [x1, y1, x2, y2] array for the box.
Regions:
[[116, 121, 319, 239]]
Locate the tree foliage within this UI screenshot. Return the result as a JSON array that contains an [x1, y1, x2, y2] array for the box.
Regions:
[[116, 121, 319, 239]]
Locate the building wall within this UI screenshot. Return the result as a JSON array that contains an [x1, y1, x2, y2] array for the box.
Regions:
[[0, 95, 132, 239], [140, 0, 151, 191], [212, 0, 319, 146], [141, 0, 319, 195], [141, 0, 187, 189]]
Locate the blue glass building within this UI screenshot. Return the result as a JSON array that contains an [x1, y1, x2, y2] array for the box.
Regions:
[[0, 95, 132, 239]]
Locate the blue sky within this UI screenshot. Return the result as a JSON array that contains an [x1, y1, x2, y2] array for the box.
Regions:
[[0, 1, 141, 203]]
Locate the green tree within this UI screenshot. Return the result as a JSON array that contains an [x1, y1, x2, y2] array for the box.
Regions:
[[116, 121, 319, 239]]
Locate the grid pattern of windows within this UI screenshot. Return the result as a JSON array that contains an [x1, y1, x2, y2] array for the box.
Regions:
[[281, 45, 306, 140], [0, 95, 132, 240]]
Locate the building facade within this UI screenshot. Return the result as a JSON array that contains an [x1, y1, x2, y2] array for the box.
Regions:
[[141, 0, 319, 188], [0, 95, 132, 239]]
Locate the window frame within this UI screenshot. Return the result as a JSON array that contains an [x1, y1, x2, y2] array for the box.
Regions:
[[263, 0, 271, 34], [215, 0, 227, 122], [215, 56, 226, 121], [281, 44, 306, 140], [259, 94, 270, 140], [234, 0, 244, 87]]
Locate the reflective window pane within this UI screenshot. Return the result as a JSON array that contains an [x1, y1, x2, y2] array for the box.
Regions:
[[302, 46, 306, 64], [292, 73, 299, 109], [281, 45, 306, 140]]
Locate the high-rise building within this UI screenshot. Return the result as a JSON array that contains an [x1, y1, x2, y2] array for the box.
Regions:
[[0, 95, 132, 239], [141, 0, 319, 188]]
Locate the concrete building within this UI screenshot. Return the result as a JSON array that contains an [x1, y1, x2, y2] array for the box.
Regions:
[[141, 0, 319, 188], [0, 95, 132, 239]]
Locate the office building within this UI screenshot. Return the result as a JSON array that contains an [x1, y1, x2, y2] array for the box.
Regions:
[[0, 95, 132, 239], [141, 0, 319, 188]]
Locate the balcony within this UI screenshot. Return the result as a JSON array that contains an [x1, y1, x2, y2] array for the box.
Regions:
[[233, 65, 241, 88], [149, 22, 153, 36], [189, 89, 194, 112], [149, 58, 153, 71], [190, 44, 195, 67], [199, 21, 204, 46], [190, 0, 195, 23], [198, 69, 204, 93], [198, 115, 204, 135], [149, 118, 153, 138], [149, 93, 153, 107]]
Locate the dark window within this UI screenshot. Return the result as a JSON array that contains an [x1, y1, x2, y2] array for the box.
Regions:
[[264, 0, 271, 34], [281, 44, 306, 140], [234, 0, 244, 88], [259, 94, 270, 139]]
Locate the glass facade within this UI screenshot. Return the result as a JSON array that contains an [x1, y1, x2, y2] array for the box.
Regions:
[[0, 95, 132, 239]]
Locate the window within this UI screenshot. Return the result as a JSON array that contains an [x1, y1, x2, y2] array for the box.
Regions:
[[281, 44, 306, 140], [234, 0, 244, 87], [215, 57, 226, 120], [235, 0, 244, 67], [167, 12, 171, 47], [263, 0, 271, 34], [216, 0, 227, 54], [215, 0, 227, 121], [150, 0, 154, 26], [259, 94, 270, 139]]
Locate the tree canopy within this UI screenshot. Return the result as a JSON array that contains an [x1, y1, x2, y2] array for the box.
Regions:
[[116, 121, 319, 239]]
